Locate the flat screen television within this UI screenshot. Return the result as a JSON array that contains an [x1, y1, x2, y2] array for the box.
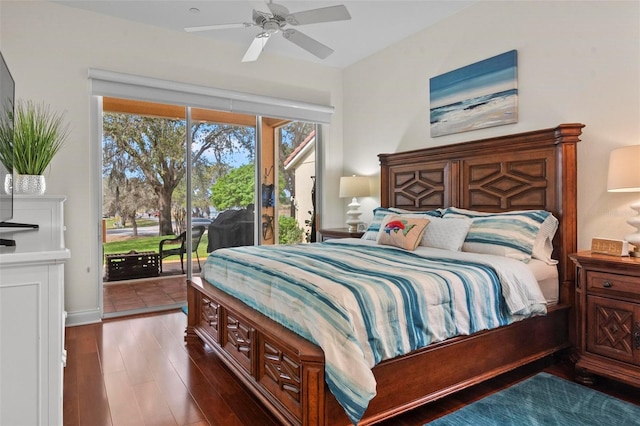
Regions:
[[0, 51, 15, 245], [0, 51, 37, 247], [0, 52, 16, 222]]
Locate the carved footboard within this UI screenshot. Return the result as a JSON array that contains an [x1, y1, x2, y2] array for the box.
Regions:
[[186, 277, 328, 425]]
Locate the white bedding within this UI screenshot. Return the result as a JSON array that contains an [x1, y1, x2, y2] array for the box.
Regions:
[[528, 258, 559, 305], [333, 238, 559, 305]]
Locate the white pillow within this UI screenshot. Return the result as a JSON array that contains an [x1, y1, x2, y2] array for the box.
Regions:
[[534, 215, 559, 265], [420, 217, 473, 251]]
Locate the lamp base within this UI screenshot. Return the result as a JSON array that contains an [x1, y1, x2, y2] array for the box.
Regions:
[[345, 197, 362, 233], [346, 224, 359, 233], [626, 200, 640, 255]]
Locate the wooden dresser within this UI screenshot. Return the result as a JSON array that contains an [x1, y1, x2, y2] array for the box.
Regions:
[[569, 250, 640, 387], [0, 195, 70, 426]]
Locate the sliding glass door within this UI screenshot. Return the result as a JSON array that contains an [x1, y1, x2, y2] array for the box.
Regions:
[[275, 121, 317, 244], [92, 70, 331, 319], [102, 99, 188, 239], [190, 107, 257, 252], [101, 99, 320, 292]]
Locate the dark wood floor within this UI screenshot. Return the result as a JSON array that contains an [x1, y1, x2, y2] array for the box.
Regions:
[[63, 310, 639, 426]]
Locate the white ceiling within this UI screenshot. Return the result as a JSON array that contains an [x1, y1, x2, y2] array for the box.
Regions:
[[54, 0, 476, 68]]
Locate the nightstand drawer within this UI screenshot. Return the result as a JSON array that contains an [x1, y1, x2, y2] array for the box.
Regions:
[[587, 271, 640, 298], [585, 295, 639, 365]]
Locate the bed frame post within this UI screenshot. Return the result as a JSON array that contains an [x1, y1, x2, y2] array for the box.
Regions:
[[553, 123, 584, 347]]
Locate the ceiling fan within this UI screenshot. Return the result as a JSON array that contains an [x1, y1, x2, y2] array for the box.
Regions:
[[184, 1, 351, 62]]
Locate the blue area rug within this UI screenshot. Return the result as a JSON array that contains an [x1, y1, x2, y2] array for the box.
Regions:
[[181, 305, 188, 315], [427, 372, 640, 425]]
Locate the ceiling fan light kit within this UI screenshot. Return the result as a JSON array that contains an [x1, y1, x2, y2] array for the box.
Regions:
[[184, 1, 351, 62]]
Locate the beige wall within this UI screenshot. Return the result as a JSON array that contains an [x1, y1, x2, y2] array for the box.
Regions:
[[342, 0, 640, 251], [0, 1, 344, 324]]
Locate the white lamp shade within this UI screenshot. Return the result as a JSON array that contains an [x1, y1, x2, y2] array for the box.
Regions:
[[339, 176, 370, 198], [607, 145, 640, 192]]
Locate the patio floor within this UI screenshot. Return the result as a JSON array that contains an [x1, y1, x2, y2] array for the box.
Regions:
[[102, 258, 201, 318]]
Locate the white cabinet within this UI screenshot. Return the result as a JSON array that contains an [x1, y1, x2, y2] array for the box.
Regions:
[[0, 195, 70, 426]]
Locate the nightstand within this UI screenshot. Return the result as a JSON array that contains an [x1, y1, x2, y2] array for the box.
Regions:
[[569, 251, 640, 387], [319, 228, 364, 241]]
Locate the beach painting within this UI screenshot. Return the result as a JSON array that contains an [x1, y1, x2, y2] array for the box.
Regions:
[[430, 50, 518, 137]]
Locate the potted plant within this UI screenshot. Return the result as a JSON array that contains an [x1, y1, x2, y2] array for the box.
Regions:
[[0, 99, 69, 195]]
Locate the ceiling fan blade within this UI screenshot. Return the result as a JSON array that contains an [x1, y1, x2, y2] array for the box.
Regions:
[[266, 2, 289, 17], [242, 33, 271, 62], [249, 0, 271, 14], [185, 22, 254, 32], [286, 5, 351, 26], [282, 29, 333, 60]]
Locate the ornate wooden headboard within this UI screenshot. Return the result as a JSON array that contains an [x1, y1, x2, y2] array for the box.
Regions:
[[378, 123, 585, 306]]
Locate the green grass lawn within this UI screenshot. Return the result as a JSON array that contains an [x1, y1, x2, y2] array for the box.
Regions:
[[103, 216, 208, 261], [103, 234, 209, 261], [103, 217, 158, 229]]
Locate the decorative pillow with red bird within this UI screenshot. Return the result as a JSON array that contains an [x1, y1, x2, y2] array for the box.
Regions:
[[376, 215, 430, 251]]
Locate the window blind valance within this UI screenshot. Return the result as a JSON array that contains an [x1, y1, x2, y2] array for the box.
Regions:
[[88, 69, 334, 124]]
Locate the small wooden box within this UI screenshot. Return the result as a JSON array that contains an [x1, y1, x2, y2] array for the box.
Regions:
[[105, 250, 160, 281]]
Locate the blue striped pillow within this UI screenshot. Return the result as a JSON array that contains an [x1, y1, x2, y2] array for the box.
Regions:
[[442, 207, 555, 263], [361, 207, 442, 241]]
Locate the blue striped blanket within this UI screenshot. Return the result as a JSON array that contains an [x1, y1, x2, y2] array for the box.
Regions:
[[201, 239, 547, 424]]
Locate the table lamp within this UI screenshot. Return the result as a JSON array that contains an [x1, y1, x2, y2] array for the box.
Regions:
[[607, 145, 640, 256], [339, 175, 370, 232]]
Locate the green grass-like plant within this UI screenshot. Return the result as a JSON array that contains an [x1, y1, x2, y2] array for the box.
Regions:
[[0, 100, 69, 175]]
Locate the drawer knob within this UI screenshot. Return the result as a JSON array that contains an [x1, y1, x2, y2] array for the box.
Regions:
[[602, 280, 613, 288]]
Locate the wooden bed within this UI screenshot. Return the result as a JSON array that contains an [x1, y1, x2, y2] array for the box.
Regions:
[[186, 123, 585, 425]]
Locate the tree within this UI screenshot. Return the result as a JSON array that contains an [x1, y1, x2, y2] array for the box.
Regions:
[[211, 164, 255, 210], [279, 215, 304, 244], [103, 177, 153, 235], [190, 157, 221, 217], [171, 156, 224, 233], [103, 113, 254, 235], [103, 133, 157, 232]]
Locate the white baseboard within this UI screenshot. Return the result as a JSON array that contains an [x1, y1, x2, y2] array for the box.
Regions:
[[65, 308, 102, 326]]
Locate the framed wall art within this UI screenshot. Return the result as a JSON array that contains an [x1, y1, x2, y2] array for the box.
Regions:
[[430, 50, 518, 137]]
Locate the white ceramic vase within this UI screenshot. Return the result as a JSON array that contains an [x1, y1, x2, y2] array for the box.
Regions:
[[9, 174, 47, 195], [3, 174, 11, 195]]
